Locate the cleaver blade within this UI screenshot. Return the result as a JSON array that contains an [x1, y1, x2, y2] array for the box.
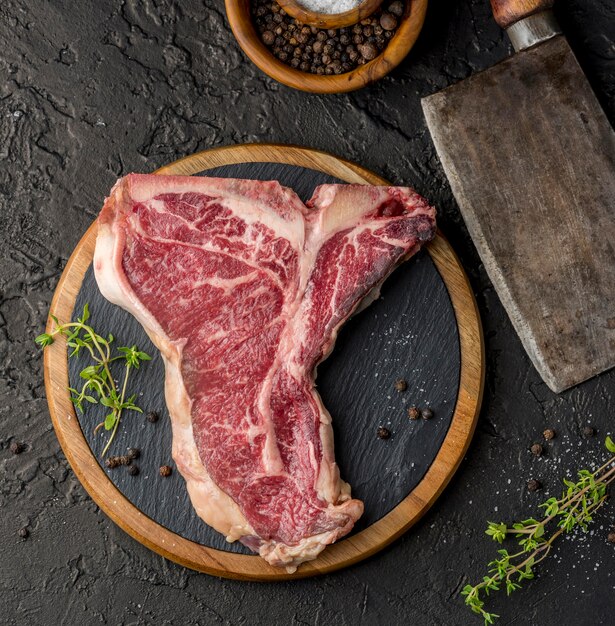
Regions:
[[422, 6, 615, 393]]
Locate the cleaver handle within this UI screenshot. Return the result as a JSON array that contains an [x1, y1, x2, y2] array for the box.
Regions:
[[490, 0, 554, 29]]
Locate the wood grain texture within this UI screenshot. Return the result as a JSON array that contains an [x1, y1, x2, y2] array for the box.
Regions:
[[225, 0, 427, 94], [490, 0, 554, 29], [43, 144, 484, 580], [422, 36, 615, 392], [277, 0, 383, 29]]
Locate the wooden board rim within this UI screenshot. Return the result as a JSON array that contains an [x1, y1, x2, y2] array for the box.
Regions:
[[44, 143, 484, 580]]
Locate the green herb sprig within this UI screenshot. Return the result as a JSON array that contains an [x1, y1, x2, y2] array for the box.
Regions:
[[36, 304, 151, 457], [462, 436, 615, 624]]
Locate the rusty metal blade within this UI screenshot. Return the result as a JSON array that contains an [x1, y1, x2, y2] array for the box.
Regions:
[[422, 35, 615, 392]]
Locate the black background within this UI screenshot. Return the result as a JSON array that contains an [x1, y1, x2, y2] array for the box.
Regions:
[[1, 1, 614, 625]]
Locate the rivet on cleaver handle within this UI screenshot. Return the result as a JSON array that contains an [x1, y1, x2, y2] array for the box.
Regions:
[[422, 10, 615, 392]]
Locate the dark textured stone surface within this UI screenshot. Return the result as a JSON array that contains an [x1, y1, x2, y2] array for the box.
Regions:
[[1, 1, 614, 624]]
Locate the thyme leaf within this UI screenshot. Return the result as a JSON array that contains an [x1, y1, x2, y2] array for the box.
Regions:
[[462, 438, 615, 624], [36, 304, 151, 457]]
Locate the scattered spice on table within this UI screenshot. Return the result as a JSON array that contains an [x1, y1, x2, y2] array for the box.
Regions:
[[146, 411, 159, 423], [252, 0, 403, 75], [394, 378, 407, 392], [407, 406, 420, 420], [422, 407, 434, 420], [128, 464, 139, 476], [159, 465, 173, 477], [527, 478, 542, 492], [18, 527, 29, 539], [608, 531, 615, 544], [127, 447, 140, 460], [105, 456, 120, 469], [582, 425, 595, 437], [9, 441, 24, 455], [530, 443, 543, 456], [377, 426, 391, 439], [543, 428, 556, 441]]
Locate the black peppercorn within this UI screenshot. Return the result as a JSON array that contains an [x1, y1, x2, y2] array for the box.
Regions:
[[160, 465, 173, 477], [290, 57, 300, 68], [358, 43, 378, 61], [118, 455, 132, 466], [18, 527, 29, 539], [582, 426, 595, 437], [380, 12, 398, 31], [530, 443, 543, 456], [527, 479, 542, 492], [422, 408, 434, 420], [128, 464, 140, 476], [394, 378, 407, 392], [608, 531, 615, 544], [146, 411, 159, 423], [408, 406, 420, 420], [543, 428, 556, 441], [127, 447, 140, 460], [377, 426, 391, 440], [105, 456, 120, 469], [262, 30, 275, 46], [9, 441, 24, 455], [388, 1, 404, 17]]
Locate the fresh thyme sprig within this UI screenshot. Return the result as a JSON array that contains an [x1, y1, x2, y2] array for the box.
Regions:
[[462, 436, 615, 625], [36, 304, 151, 457]]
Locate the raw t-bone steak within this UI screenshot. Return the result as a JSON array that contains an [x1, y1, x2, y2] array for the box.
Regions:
[[94, 173, 436, 571]]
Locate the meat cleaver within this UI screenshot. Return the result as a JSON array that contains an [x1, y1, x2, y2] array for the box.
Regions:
[[422, 0, 615, 393]]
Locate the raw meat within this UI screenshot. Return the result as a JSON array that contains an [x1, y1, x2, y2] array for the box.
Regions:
[[94, 173, 436, 571]]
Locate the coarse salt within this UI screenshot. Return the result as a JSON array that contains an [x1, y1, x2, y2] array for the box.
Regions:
[[295, 0, 363, 14]]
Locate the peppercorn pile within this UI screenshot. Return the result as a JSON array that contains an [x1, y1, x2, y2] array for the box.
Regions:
[[252, 0, 404, 75]]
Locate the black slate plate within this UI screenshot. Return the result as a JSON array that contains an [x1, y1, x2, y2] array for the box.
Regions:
[[69, 163, 460, 554]]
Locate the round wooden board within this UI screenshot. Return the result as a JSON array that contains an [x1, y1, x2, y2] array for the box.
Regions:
[[44, 144, 484, 581]]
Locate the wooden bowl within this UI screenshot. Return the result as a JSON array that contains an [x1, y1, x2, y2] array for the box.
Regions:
[[225, 0, 428, 94], [276, 0, 383, 29]]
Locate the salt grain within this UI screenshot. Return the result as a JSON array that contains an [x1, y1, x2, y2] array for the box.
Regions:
[[295, 0, 362, 14]]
